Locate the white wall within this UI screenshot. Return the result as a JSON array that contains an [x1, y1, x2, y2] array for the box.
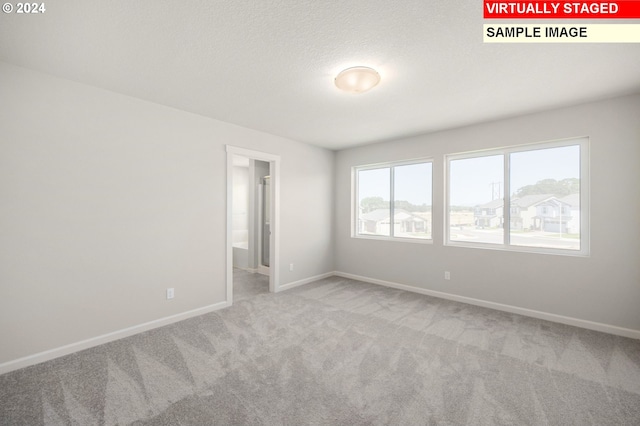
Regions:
[[335, 94, 640, 332], [0, 62, 335, 366]]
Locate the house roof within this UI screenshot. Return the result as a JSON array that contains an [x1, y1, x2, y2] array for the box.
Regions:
[[512, 194, 579, 208], [477, 194, 578, 210], [475, 199, 504, 209], [560, 194, 580, 208], [360, 208, 391, 222], [512, 194, 555, 208]]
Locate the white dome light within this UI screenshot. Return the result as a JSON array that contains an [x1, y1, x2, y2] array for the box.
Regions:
[[334, 66, 381, 94]]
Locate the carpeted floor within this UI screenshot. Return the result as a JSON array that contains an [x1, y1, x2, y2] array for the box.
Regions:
[[1, 275, 639, 425], [233, 268, 269, 302]]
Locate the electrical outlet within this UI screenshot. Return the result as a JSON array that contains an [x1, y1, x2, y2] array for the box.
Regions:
[[444, 271, 451, 281], [289, 263, 294, 271], [167, 288, 175, 300]]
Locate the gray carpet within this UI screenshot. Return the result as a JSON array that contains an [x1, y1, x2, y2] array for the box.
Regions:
[[233, 268, 269, 302], [1, 275, 639, 425]]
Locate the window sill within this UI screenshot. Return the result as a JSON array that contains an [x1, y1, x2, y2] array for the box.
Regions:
[[352, 234, 434, 245], [445, 240, 589, 257]]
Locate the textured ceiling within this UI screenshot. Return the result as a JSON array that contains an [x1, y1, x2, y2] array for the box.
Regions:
[[1, 0, 639, 150]]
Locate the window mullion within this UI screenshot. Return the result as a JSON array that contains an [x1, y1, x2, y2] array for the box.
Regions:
[[504, 153, 510, 246], [354, 169, 359, 237], [389, 167, 395, 238]]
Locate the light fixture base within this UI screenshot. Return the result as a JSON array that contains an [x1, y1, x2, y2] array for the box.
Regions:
[[335, 66, 381, 94]]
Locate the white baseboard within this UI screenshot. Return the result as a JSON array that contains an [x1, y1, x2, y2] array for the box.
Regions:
[[4, 270, 638, 376], [333, 271, 640, 340], [277, 272, 335, 292], [0, 300, 230, 375]]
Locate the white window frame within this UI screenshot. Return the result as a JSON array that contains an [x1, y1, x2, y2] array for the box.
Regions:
[[352, 158, 433, 244], [445, 137, 590, 256]]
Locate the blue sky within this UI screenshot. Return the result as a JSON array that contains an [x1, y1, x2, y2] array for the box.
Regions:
[[358, 145, 580, 207], [358, 162, 432, 205], [450, 145, 580, 206]]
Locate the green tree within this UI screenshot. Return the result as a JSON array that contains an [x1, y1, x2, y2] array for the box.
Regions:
[[394, 200, 431, 212], [360, 197, 431, 213], [514, 178, 579, 198], [360, 196, 389, 213]]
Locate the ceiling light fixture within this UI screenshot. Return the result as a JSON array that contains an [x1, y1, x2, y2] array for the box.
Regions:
[[334, 66, 381, 94]]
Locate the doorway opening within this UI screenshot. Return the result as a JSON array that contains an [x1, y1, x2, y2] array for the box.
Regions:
[[226, 146, 280, 305]]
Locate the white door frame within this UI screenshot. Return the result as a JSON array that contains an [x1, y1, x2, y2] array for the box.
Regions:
[[226, 145, 280, 304]]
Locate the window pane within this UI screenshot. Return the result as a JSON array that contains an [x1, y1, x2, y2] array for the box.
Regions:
[[357, 168, 390, 236], [393, 163, 432, 239], [449, 155, 504, 244], [510, 145, 580, 250]]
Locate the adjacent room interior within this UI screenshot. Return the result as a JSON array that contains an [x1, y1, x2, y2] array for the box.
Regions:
[[231, 153, 272, 300], [1, 2, 639, 424]]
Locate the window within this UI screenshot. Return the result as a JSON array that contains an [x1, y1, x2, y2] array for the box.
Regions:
[[449, 154, 504, 245], [446, 138, 589, 255], [354, 160, 432, 241]]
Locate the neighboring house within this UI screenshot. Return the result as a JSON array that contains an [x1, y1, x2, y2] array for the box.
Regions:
[[474, 199, 504, 228], [475, 194, 577, 233], [510, 194, 554, 231], [560, 193, 580, 234], [359, 208, 428, 236], [510, 194, 574, 233]]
